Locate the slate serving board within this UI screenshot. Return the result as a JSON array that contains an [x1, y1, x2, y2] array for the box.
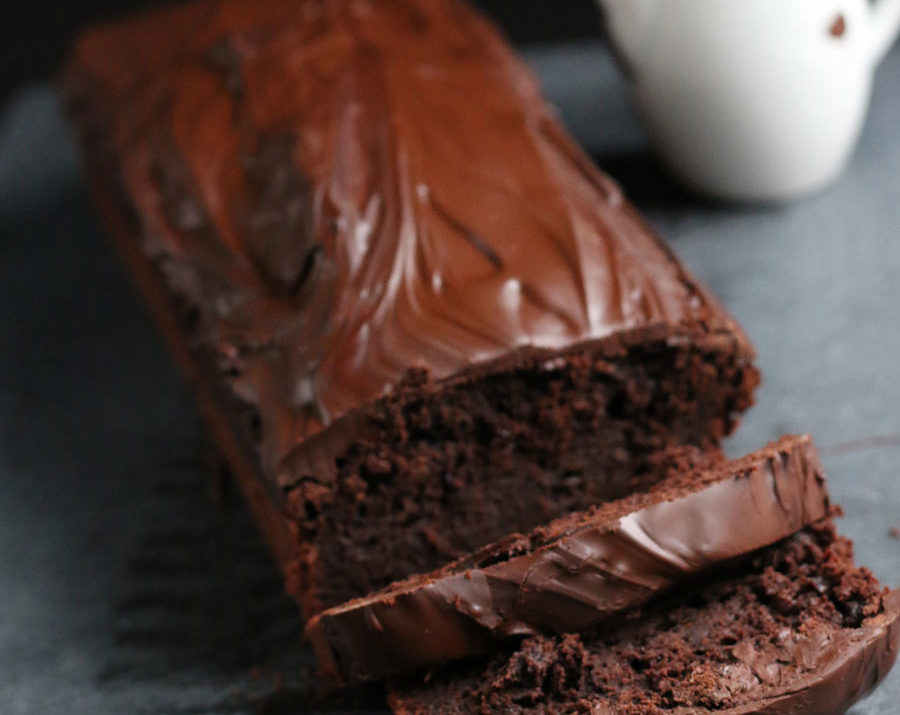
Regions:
[[1, 41, 898, 714]]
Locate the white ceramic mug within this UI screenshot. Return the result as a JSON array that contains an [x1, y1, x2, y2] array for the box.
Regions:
[[598, 0, 900, 202]]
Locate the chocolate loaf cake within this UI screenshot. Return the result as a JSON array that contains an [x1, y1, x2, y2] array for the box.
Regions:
[[391, 522, 900, 715], [307, 435, 831, 685], [62, 0, 757, 617]]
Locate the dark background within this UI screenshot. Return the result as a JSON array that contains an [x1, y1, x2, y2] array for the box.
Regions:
[[1, 0, 601, 99]]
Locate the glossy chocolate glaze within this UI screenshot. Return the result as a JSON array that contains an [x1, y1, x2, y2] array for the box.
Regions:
[[306, 435, 831, 684], [64, 0, 752, 496]]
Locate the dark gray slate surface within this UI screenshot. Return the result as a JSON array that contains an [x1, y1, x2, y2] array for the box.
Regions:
[[1, 41, 898, 714]]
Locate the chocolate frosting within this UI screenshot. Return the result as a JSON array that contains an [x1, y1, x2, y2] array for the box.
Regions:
[[64, 0, 752, 496], [305, 435, 831, 684]]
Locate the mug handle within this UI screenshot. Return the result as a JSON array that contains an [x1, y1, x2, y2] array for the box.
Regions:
[[870, 0, 900, 64]]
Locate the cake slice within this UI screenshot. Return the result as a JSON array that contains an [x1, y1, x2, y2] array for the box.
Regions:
[[306, 435, 831, 685], [391, 522, 900, 715], [62, 0, 757, 617]]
